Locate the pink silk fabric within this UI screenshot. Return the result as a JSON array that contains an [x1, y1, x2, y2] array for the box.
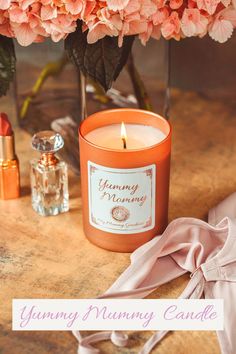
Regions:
[[73, 192, 236, 354]]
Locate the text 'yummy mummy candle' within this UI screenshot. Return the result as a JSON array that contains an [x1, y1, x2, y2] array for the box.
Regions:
[[79, 109, 172, 252]]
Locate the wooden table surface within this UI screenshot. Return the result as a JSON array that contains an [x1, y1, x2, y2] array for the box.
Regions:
[[0, 89, 236, 354]]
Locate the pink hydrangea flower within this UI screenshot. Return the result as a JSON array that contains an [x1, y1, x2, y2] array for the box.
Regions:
[[209, 5, 236, 41], [170, 0, 183, 10], [0, 0, 11, 10], [106, 0, 130, 11], [0, 0, 235, 46], [181, 8, 208, 37], [161, 11, 181, 39], [64, 0, 84, 15]]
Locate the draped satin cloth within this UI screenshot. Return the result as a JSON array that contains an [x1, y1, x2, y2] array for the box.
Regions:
[[73, 193, 236, 354]]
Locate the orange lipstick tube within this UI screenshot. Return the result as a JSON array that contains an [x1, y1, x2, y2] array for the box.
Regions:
[[0, 114, 20, 200]]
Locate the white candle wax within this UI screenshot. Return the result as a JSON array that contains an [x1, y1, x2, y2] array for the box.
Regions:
[[85, 124, 166, 150]]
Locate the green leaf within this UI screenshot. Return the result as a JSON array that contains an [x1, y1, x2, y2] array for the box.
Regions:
[[65, 22, 135, 91], [0, 36, 16, 97]]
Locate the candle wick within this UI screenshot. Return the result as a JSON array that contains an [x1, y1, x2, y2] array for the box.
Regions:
[[122, 138, 127, 150]]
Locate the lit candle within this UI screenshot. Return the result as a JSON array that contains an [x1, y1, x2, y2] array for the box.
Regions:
[[85, 122, 166, 150], [79, 109, 172, 253]]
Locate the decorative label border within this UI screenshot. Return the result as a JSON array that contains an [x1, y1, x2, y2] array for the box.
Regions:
[[88, 161, 156, 234]]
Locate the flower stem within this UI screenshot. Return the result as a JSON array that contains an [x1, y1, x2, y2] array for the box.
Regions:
[[19, 54, 69, 120]]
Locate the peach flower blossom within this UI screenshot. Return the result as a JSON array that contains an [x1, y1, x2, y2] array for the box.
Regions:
[[0, 0, 235, 46], [161, 11, 181, 39], [64, 0, 84, 15], [209, 5, 236, 41], [0, 0, 11, 10], [181, 8, 208, 37], [196, 0, 221, 15], [170, 0, 183, 10], [106, 0, 130, 11]]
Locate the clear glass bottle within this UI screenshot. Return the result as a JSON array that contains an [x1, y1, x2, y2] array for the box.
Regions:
[[30, 131, 69, 216]]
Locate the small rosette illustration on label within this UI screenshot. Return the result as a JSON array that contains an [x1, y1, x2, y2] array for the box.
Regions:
[[111, 206, 130, 222]]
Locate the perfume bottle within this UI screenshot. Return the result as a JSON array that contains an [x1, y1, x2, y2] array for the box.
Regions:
[[30, 131, 69, 216]]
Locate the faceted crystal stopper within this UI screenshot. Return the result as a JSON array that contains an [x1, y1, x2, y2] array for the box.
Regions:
[[32, 131, 64, 153]]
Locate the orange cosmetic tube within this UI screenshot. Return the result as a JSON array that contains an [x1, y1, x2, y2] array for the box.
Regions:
[[0, 134, 20, 200], [79, 109, 172, 252]]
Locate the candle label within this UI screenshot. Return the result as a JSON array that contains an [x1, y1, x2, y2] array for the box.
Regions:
[[88, 161, 156, 234]]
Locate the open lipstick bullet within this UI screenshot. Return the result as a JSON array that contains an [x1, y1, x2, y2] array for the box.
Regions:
[[0, 113, 20, 199]]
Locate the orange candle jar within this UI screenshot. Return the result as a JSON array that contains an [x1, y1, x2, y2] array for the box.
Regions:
[[79, 108, 172, 252]]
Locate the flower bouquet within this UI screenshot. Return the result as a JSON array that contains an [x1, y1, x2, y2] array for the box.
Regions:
[[0, 0, 236, 99]]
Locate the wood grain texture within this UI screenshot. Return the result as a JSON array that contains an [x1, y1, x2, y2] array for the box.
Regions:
[[1, 88, 236, 354]]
